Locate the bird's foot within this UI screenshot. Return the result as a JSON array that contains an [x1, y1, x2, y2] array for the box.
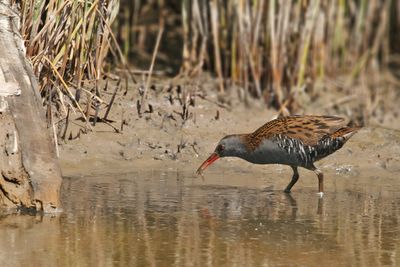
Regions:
[[316, 192, 324, 198], [283, 189, 291, 194]]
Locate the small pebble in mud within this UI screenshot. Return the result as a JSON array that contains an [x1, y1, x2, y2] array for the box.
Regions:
[[377, 161, 387, 170], [215, 110, 220, 120], [335, 165, 353, 174], [153, 155, 165, 160], [119, 151, 132, 160]]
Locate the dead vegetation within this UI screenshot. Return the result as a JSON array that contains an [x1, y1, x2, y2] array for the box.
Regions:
[[11, 0, 400, 140], [179, 0, 399, 118]]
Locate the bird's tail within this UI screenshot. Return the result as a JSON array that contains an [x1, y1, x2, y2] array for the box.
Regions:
[[331, 126, 362, 141]]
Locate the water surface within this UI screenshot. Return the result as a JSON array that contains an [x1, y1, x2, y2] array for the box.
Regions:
[[0, 170, 400, 266]]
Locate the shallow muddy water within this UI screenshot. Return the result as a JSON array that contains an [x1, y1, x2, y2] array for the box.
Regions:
[[1, 168, 400, 266]]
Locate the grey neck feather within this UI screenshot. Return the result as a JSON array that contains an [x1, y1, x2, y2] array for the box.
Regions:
[[221, 136, 301, 165], [220, 135, 249, 159]]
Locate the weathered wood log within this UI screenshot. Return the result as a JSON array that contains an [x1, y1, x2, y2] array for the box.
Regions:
[[0, 1, 62, 213]]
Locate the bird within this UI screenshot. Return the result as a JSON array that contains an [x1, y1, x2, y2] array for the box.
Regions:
[[196, 115, 361, 196]]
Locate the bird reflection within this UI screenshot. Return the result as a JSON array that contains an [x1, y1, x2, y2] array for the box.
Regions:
[[317, 197, 324, 215], [7, 173, 397, 267]]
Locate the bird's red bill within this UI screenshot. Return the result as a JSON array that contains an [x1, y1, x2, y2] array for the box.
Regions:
[[196, 153, 219, 175]]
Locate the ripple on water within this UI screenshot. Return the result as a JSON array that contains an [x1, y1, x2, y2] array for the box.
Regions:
[[0, 170, 399, 266]]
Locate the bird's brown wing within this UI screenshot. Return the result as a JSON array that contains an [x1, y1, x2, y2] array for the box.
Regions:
[[248, 115, 348, 148]]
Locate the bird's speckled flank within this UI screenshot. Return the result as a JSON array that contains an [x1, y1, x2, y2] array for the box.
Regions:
[[246, 115, 350, 148]]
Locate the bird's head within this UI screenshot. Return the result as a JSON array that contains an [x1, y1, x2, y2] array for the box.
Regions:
[[196, 135, 248, 175]]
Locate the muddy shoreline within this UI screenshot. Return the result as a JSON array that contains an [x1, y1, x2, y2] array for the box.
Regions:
[[58, 77, 400, 189]]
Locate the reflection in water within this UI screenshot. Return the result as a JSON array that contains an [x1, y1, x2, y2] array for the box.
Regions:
[[0, 171, 400, 266]]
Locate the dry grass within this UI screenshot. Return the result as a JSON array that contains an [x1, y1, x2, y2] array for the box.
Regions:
[[180, 0, 397, 116], [13, 0, 129, 135], [13, 0, 399, 129]]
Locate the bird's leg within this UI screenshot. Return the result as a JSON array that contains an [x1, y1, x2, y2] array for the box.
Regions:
[[284, 166, 299, 193], [312, 166, 324, 197], [306, 164, 324, 196]]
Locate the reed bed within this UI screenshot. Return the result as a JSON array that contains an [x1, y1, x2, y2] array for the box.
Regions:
[[180, 0, 395, 113], [14, 0, 399, 126], [13, 0, 127, 137], [113, 0, 397, 119]]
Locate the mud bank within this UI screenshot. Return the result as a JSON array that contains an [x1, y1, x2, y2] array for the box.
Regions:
[[58, 77, 400, 187]]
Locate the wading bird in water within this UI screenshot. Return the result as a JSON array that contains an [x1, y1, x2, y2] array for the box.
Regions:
[[196, 115, 360, 196]]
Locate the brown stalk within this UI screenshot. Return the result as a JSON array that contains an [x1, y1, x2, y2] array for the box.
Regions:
[[96, 7, 137, 84], [210, 0, 224, 93], [103, 80, 121, 121], [61, 106, 70, 141], [139, 21, 164, 114], [43, 56, 91, 128]]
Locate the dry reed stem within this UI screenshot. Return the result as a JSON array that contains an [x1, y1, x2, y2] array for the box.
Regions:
[[103, 80, 120, 121], [210, 0, 224, 93], [15, 0, 120, 131], [96, 7, 137, 83], [175, 0, 394, 117], [296, 0, 320, 94], [43, 56, 91, 128], [50, 106, 60, 157], [139, 22, 164, 114], [15, 0, 397, 127]]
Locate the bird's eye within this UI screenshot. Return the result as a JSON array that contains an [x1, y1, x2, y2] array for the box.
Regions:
[[216, 144, 225, 152]]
